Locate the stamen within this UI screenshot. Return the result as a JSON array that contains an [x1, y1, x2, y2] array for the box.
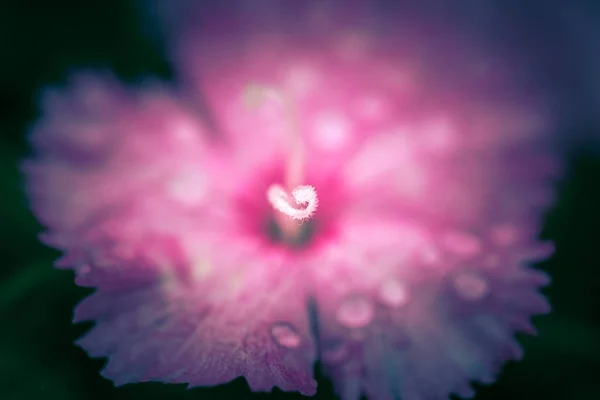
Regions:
[[244, 83, 305, 189], [245, 83, 319, 233], [267, 184, 318, 220]]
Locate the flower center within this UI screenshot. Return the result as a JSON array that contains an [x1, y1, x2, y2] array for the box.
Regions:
[[267, 214, 317, 248], [267, 184, 319, 220], [245, 84, 319, 243]]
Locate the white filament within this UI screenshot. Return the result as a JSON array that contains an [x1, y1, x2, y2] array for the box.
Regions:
[[244, 83, 304, 188], [245, 83, 318, 222]]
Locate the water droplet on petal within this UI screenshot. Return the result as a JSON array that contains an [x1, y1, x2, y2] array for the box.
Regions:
[[311, 112, 352, 152], [379, 279, 409, 308], [454, 273, 489, 301], [336, 296, 374, 328], [270, 322, 301, 348], [443, 231, 482, 257]]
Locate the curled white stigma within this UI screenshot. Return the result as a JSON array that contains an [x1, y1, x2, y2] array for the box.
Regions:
[[267, 184, 318, 220]]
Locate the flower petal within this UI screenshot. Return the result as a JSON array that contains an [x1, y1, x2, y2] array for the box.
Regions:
[[311, 226, 550, 400], [24, 73, 218, 236], [74, 244, 317, 394], [25, 74, 318, 394]]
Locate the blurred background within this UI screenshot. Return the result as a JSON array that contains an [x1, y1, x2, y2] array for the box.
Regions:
[[0, 1, 599, 399]]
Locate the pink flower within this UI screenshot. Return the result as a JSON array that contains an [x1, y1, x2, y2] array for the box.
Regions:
[[24, 1, 560, 399]]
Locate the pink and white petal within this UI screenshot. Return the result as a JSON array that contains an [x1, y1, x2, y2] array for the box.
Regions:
[[24, 74, 221, 235], [313, 261, 549, 400], [74, 246, 317, 394], [308, 207, 551, 400]]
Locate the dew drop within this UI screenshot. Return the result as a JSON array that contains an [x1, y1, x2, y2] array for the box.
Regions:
[[443, 231, 482, 257], [379, 279, 409, 308], [270, 322, 301, 348], [453, 273, 489, 301], [336, 296, 374, 328], [311, 112, 351, 151]]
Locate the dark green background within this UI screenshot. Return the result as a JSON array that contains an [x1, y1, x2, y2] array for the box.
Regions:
[[1, 1, 599, 399]]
